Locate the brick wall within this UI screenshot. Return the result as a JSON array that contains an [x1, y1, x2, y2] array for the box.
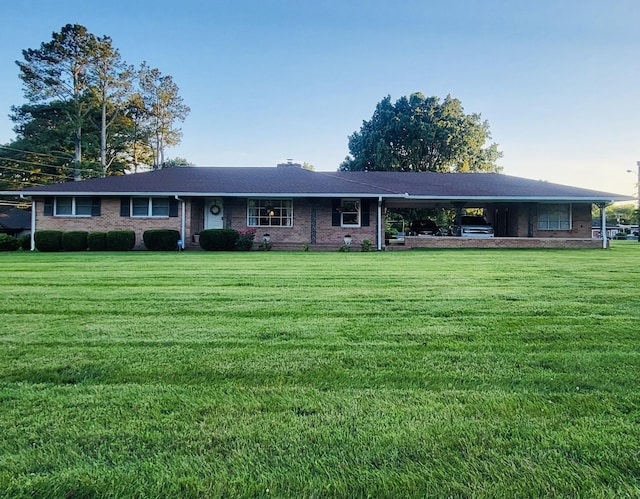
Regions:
[[513, 203, 593, 238], [404, 237, 602, 249], [34, 196, 379, 250], [224, 197, 377, 249], [34, 197, 183, 250]]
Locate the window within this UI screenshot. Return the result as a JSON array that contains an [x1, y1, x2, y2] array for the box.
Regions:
[[131, 197, 170, 217], [247, 199, 293, 227], [54, 197, 93, 216], [340, 198, 360, 227], [538, 203, 571, 230]]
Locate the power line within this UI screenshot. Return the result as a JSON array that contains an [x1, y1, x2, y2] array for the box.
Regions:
[[0, 163, 74, 181], [0, 158, 76, 178], [0, 145, 108, 175], [0, 145, 73, 161]]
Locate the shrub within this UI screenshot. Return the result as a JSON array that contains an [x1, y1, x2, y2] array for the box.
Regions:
[[235, 228, 256, 251], [199, 229, 239, 251], [62, 231, 88, 252], [87, 232, 107, 251], [361, 239, 372, 252], [143, 229, 181, 251], [18, 234, 31, 250], [0, 234, 20, 251], [106, 230, 136, 251], [34, 230, 63, 252]]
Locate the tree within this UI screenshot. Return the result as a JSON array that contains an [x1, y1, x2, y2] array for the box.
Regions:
[[6, 24, 190, 182], [340, 92, 502, 173], [88, 35, 133, 174], [137, 63, 190, 169], [161, 157, 193, 168], [0, 101, 96, 190], [16, 24, 100, 180], [121, 93, 154, 173]]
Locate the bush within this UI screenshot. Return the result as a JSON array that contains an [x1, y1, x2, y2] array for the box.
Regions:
[[34, 230, 63, 252], [87, 232, 107, 251], [199, 229, 239, 251], [18, 234, 31, 250], [143, 229, 181, 251], [62, 231, 88, 252], [106, 230, 136, 251], [235, 228, 256, 251], [361, 239, 372, 252], [0, 234, 20, 251]]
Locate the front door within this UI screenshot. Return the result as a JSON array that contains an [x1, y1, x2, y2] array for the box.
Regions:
[[205, 198, 224, 229]]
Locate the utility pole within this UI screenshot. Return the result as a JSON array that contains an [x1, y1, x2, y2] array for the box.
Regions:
[[636, 161, 640, 243], [629, 162, 640, 242]]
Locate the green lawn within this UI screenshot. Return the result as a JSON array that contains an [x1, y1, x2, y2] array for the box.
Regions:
[[1, 244, 639, 497]]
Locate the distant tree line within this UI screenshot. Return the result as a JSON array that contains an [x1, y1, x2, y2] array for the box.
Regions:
[[0, 24, 190, 190]]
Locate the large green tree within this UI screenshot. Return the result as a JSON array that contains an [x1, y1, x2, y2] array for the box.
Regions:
[[340, 92, 502, 173], [16, 24, 101, 180], [88, 35, 133, 174], [2, 24, 189, 189], [137, 63, 190, 170]]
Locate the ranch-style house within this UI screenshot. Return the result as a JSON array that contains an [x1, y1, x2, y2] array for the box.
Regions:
[[2, 162, 632, 250]]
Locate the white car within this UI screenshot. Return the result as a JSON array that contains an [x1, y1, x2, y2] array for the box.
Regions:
[[460, 216, 494, 238]]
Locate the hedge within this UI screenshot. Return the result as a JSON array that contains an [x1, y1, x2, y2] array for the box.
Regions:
[[87, 232, 108, 251], [106, 230, 136, 251], [199, 229, 239, 251], [34, 230, 63, 252], [0, 234, 20, 251], [143, 229, 181, 251], [62, 231, 88, 252], [18, 234, 31, 250]]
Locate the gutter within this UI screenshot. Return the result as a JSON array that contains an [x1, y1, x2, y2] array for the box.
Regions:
[[377, 196, 383, 251], [20, 194, 35, 251], [175, 195, 186, 250]]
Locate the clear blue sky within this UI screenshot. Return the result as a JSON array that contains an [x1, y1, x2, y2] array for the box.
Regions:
[[1, 0, 639, 197]]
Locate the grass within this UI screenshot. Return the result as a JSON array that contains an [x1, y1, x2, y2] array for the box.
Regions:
[[0, 243, 639, 497]]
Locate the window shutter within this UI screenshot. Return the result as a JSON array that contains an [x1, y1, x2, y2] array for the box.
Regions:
[[43, 198, 53, 216], [169, 198, 179, 217], [331, 199, 341, 226], [361, 199, 370, 226], [42, 198, 53, 216], [91, 197, 101, 216], [120, 197, 130, 217]]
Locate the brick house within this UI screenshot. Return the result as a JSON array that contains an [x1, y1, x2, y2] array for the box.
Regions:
[[2, 163, 631, 250]]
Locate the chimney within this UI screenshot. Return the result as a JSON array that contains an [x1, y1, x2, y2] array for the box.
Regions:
[[276, 159, 302, 168]]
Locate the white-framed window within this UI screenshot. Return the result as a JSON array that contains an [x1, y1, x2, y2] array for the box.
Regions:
[[538, 203, 572, 230], [247, 199, 293, 227], [54, 196, 92, 216], [131, 197, 170, 217], [340, 198, 360, 227]]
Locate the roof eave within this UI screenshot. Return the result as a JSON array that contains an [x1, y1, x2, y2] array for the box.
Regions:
[[405, 195, 633, 203]]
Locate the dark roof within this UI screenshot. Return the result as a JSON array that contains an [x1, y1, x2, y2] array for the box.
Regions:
[[1, 165, 631, 203], [324, 171, 629, 201], [0, 207, 31, 230]]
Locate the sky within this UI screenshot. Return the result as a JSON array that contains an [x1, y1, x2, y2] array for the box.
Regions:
[[1, 0, 639, 198]]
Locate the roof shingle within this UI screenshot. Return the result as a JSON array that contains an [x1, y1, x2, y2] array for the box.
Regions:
[[3, 166, 630, 202]]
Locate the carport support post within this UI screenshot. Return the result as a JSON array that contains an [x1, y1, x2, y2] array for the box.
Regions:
[[598, 203, 608, 249]]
